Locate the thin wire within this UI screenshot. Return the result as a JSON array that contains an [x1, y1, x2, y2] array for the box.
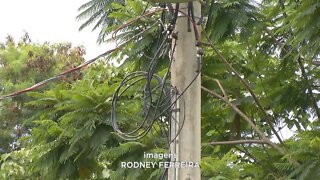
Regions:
[[111, 48, 201, 141], [161, 168, 168, 180], [110, 3, 202, 143], [111, 72, 163, 137], [0, 24, 154, 101], [0, 51, 106, 100], [112, 15, 168, 140], [111, 6, 179, 140], [111, 25, 171, 137], [112, 7, 200, 43], [111, 38, 171, 140], [148, 37, 179, 142], [1, 4, 202, 145]]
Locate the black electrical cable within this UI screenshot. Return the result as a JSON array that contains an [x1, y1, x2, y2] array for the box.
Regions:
[[111, 20, 173, 140], [109, 6, 204, 180], [111, 72, 162, 130], [111, 36, 171, 140], [111, 47, 201, 141], [147, 37, 178, 142], [111, 3, 203, 143], [161, 167, 168, 180]]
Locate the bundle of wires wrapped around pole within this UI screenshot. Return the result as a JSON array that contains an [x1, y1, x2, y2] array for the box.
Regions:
[[111, 3, 202, 145], [0, 4, 203, 146]]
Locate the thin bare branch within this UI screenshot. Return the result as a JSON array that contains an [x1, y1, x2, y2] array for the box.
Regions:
[[264, 28, 320, 120], [202, 86, 301, 166], [201, 86, 284, 153], [202, 74, 227, 97], [200, 28, 284, 144], [203, 140, 267, 146]]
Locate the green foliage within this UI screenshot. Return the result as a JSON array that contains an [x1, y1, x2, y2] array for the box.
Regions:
[[202, 0, 320, 179], [0, 148, 32, 179], [204, 0, 260, 42], [77, 0, 170, 71], [273, 0, 320, 59], [0, 34, 84, 155], [201, 150, 242, 179], [1, 0, 320, 179], [2, 64, 167, 179], [21, 65, 117, 179]]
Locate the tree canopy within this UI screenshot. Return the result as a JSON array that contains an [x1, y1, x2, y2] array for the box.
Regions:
[[1, 0, 320, 179]]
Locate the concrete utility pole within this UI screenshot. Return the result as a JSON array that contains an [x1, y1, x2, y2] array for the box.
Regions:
[[169, 2, 201, 180]]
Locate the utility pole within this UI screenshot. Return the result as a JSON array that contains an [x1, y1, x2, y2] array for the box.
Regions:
[[169, 2, 201, 180]]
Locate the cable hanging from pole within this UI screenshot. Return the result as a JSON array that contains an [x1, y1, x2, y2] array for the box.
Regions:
[[111, 3, 203, 145], [0, 4, 204, 146]]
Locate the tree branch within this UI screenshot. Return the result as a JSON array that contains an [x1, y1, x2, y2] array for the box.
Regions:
[[201, 28, 284, 144], [297, 56, 320, 118], [264, 28, 320, 120], [202, 86, 301, 166], [202, 74, 227, 97], [204, 140, 268, 146], [236, 145, 283, 177], [201, 86, 284, 153]]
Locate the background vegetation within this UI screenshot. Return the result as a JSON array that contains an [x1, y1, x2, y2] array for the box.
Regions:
[[1, 0, 320, 179]]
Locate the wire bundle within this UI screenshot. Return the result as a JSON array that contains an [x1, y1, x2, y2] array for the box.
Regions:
[[111, 3, 202, 143], [111, 14, 176, 140], [0, 4, 203, 146], [111, 71, 173, 140]]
